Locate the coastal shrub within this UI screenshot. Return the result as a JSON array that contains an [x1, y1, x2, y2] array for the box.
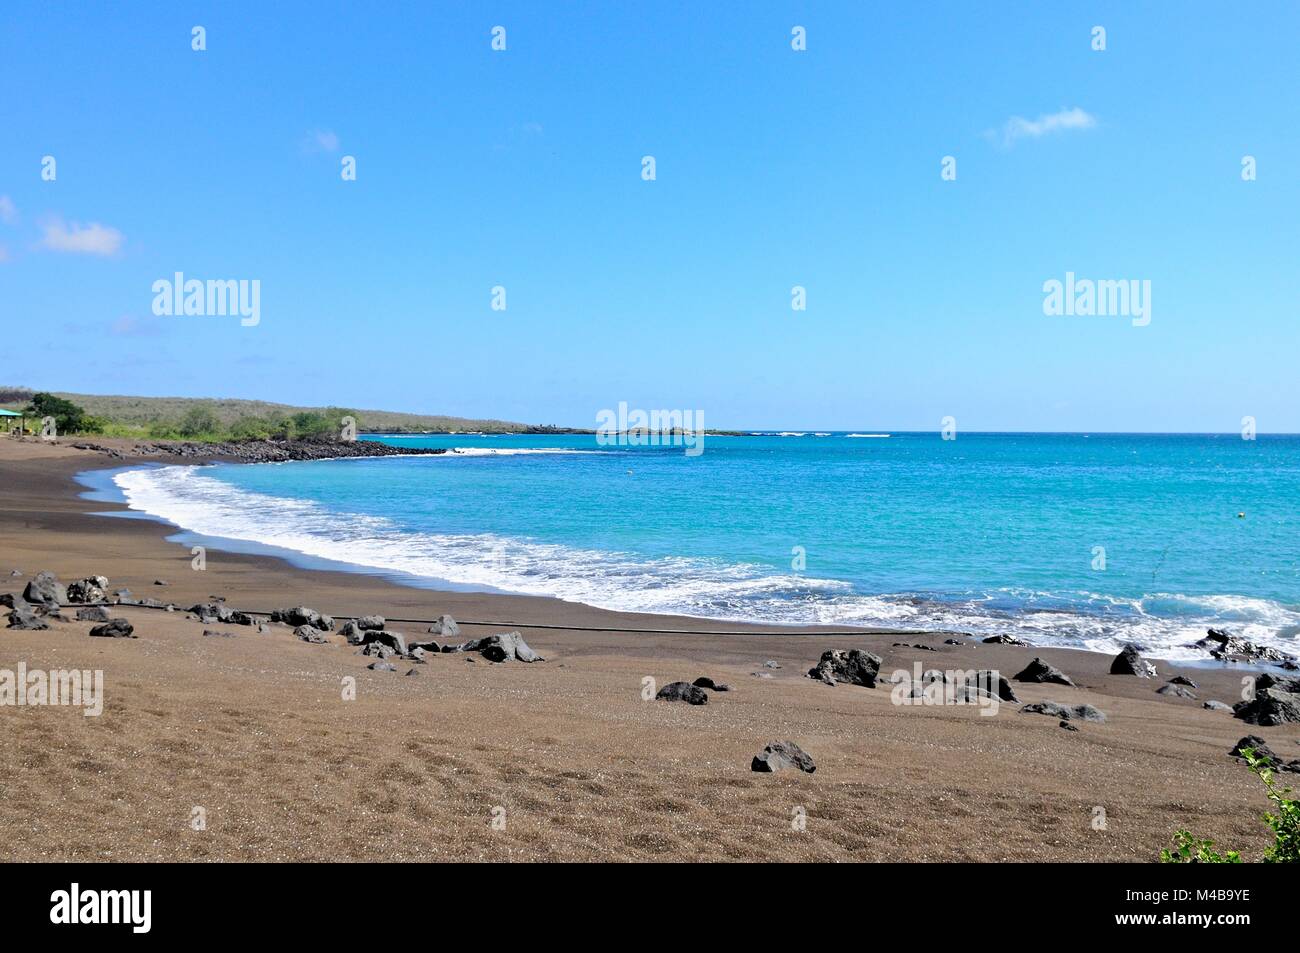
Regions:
[[177, 404, 222, 438], [23, 392, 100, 434], [1160, 749, 1298, 863], [227, 415, 275, 440]]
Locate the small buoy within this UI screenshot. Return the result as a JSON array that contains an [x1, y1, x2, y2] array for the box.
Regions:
[[1237, 512, 1245, 518], [627, 469, 634, 476]]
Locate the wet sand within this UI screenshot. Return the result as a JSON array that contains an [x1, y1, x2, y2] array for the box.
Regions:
[[0, 437, 1292, 861]]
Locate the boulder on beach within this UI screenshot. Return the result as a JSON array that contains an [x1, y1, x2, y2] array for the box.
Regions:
[[1156, 682, 1197, 699], [360, 630, 408, 655], [75, 605, 112, 622], [359, 642, 396, 658], [66, 576, 108, 604], [23, 571, 66, 608], [293, 625, 330, 644], [187, 602, 218, 623], [367, 661, 397, 672], [1109, 645, 1157, 678], [7, 606, 49, 630], [355, 615, 385, 631], [1230, 735, 1300, 773], [89, 618, 136, 639], [271, 606, 334, 631], [656, 681, 708, 705], [428, 614, 460, 638], [751, 741, 815, 774], [1021, 701, 1106, 723], [456, 631, 542, 663], [409, 639, 442, 654], [1233, 687, 1300, 726], [1013, 657, 1074, 686], [806, 649, 882, 688], [693, 676, 730, 692], [1203, 700, 1232, 712], [983, 634, 1025, 645], [1169, 675, 1198, 688]]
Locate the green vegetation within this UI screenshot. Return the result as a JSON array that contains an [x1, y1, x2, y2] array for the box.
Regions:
[[1160, 748, 1299, 863], [0, 387, 541, 437], [22, 392, 105, 435]]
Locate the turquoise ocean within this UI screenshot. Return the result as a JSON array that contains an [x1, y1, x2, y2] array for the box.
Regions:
[[108, 432, 1300, 661]]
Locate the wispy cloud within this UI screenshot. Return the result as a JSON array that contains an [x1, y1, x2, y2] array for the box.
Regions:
[[0, 195, 17, 225], [992, 107, 1097, 147], [110, 314, 168, 337], [305, 129, 340, 153], [37, 218, 125, 256]]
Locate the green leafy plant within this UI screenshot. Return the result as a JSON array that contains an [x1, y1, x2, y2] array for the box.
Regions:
[[22, 392, 100, 434], [1160, 747, 1298, 863]]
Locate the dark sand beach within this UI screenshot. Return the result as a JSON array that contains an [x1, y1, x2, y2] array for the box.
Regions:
[[0, 438, 1293, 862]]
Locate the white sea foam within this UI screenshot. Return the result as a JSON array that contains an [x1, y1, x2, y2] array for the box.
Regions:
[[111, 465, 1300, 661]]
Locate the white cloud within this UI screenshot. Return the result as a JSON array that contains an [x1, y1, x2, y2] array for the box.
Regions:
[[307, 129, 340, 152], [0, 195, 16, 224], [994, 107, 1097, 146], [37, 218, 125, 256]]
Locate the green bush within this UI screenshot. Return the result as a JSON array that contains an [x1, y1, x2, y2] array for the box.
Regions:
[[1161, 748, 1299, 863], [177, 404, 222, 438], [23, 392, 99, 434]]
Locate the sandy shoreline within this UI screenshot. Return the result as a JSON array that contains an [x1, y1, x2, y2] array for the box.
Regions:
[[1, 437, 1294, 861]]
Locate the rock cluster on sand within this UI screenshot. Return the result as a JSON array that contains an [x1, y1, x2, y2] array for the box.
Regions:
[[23, 571, 67, 608], [89, 618, 135, 639], [75, 605, 112, 622], [66, 576, 109, 604], [655, 681, 708, 705], [1232, 674, 1300, 726], [1013, 657, 1074, 686], [1021, 701, 1106, 723], [294, 625, 330, 644], [5, 598, 48, 630], [1230, 735, 1300, 773], [271, 606, 334, 630], [1109, 645, 1157, 678], [1156, 681, 1196, 699], [901, 669, 1018, 703], [359, 630, 407, 655], [190, 601, 253, 625], [751, 741, 815, 773], [806, 649, 882, 687], [450, 631, 543, 663]]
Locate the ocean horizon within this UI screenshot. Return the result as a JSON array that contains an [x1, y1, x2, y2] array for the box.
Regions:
[[104, 431, 1300, 662]]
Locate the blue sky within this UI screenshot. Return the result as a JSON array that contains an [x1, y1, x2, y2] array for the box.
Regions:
[[2, 1, 1297, 431]]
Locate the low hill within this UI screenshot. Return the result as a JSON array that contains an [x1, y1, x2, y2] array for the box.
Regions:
[[0, 387, 549, 434]]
